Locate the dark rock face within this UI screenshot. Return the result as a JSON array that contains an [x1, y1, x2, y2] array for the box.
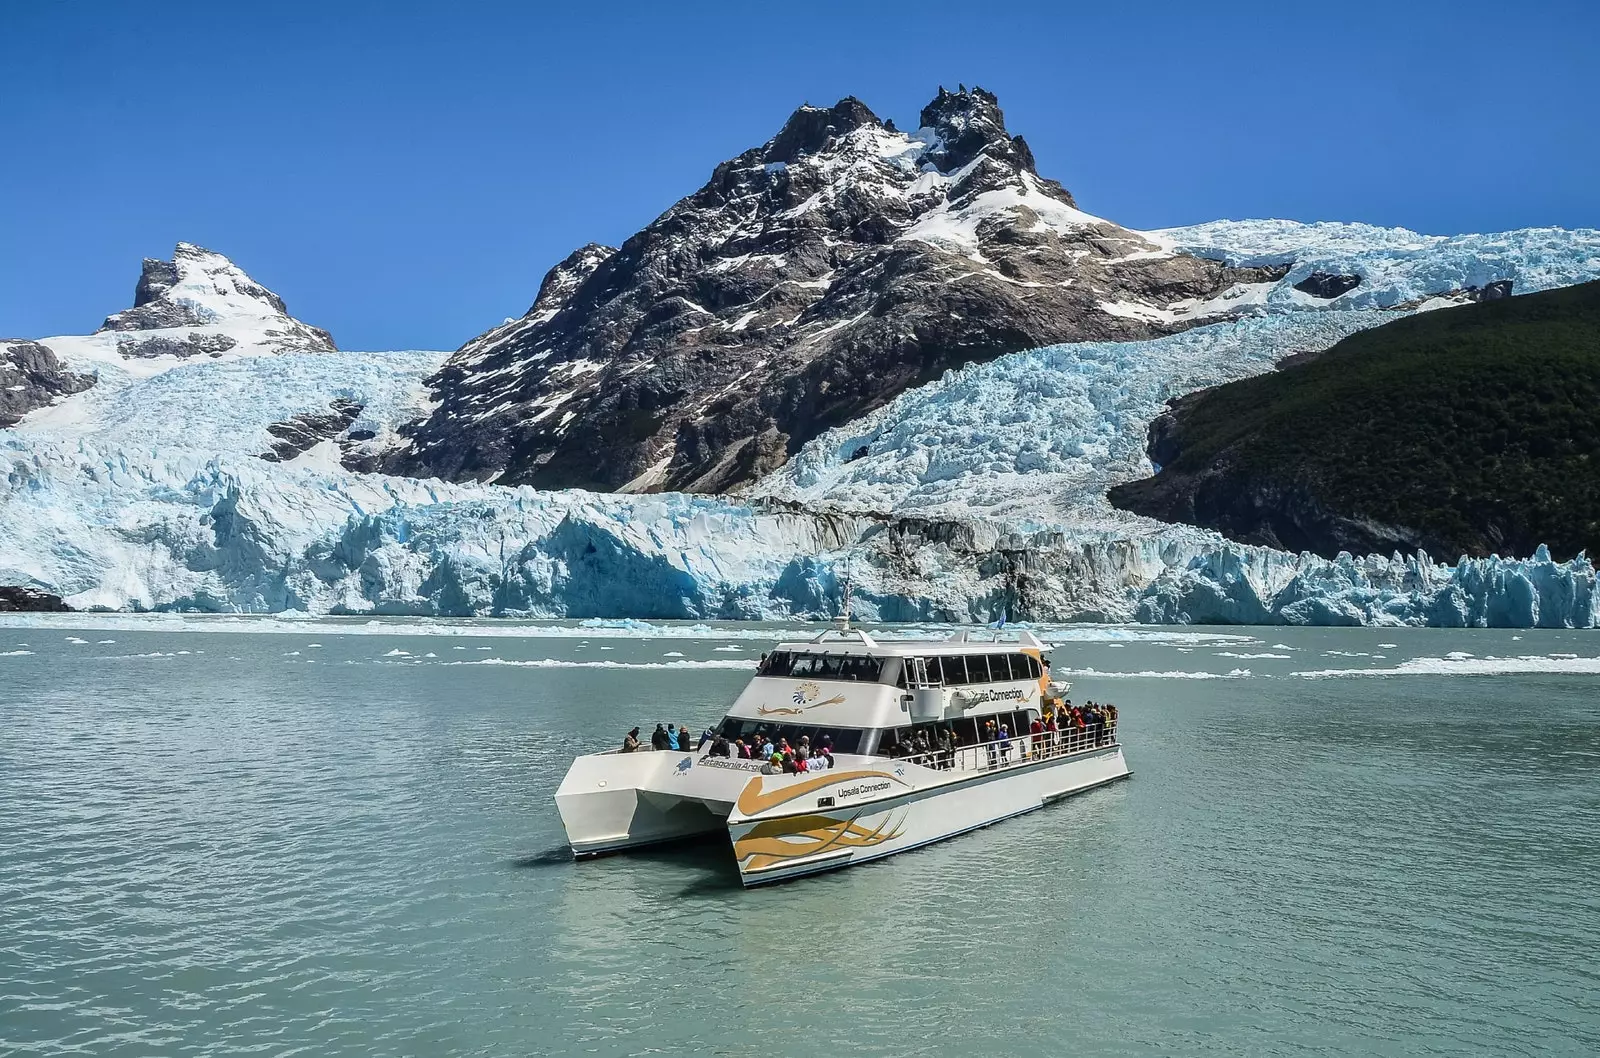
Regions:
[[1468, 279, 1514, 302], [100, 243, 337, 356], [258, 399, 364, 462], [1293, 271, 1362, 299], [133, 258, 180, 307], [117, 333, 239, 360], [1, 340, 97, 427], [394, 85, 1270, 494], [0, 585, 71, 612]]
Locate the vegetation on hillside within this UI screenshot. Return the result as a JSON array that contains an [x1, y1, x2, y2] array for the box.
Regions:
[[1110, 280, 1600, 561]]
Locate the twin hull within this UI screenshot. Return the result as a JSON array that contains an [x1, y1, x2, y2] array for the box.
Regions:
[[556, 743, 1129, 885]]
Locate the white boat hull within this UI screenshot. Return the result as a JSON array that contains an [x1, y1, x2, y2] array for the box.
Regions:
[[725, 743, 1129, 886], [555, 749, 757, 857], [556, 737, 1129, 883]]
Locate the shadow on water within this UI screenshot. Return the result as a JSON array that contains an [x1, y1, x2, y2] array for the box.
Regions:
[[510, 846, 576, 869], [512, 832, 743, 893]]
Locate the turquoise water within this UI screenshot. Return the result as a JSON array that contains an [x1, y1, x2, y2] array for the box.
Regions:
[[2, 618, 1599, 1056]]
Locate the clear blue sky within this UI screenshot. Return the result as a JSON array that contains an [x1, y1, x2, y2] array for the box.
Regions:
[[3, 0, 1595, 351]]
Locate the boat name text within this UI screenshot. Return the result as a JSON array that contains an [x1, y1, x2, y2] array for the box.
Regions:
[[837, 780, 894, 800]]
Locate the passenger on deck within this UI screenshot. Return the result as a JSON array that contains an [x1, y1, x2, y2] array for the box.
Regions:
[[796, 736, 811, 762], [665, 725, 680, 751], [699, 727, 715, 749], [709, 735, 731, 757], [735, 738, 751, 759], [997, 724, 1012, 762], [679, 725, 693, 751], [651, 724, 671, 750], [621, 727, 642, 753]]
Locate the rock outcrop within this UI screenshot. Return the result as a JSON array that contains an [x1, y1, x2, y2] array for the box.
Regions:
[[0, 340, 96, 426], [0, 585, 71, 612], [1293, 271, 1362, 299], [258, 398, 365, 462], [392, 86, 1275, 493]]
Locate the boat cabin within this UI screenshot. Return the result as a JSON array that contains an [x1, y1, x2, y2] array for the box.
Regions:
[[714, 629, 1064, 758]]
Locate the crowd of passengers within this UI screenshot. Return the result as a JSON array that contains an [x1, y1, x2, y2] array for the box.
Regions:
[[881, 700, 1118, 769], [616, 700, 1117, 771], [618, 723, 838, 772]]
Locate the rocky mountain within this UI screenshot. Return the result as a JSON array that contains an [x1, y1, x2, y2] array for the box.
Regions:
[[392, 86, 1279, 493], [1108, 279, 1600, 561], [98, 242, 336, 360], [0, 340, 95, 426]]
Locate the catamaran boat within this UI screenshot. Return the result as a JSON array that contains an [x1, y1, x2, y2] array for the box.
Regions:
[[555, 628, 1130, 886]]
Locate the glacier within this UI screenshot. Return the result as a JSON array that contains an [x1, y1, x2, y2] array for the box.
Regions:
[[1150, 219, 1600, 312], [4, 221, 1600, 627]]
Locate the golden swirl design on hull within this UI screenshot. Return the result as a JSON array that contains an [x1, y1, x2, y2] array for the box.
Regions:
[[733, 810, 905, 873]]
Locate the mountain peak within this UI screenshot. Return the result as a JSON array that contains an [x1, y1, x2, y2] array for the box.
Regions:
[[98, 243, 336, 358], [396, 84, 1229, 493], [918, 84, 1035, 175], [763, 96, 883, 164]]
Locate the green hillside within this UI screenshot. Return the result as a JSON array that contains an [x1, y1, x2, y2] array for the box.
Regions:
[[1109, 280, 1600, 561]]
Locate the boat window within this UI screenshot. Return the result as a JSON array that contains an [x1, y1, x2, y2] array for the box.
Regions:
[[840, 655, 883, 682], [758, 651, 793, 676], [967, 655, 992, 683], [936, 655, 967, 685], [774, 653, 884, 682]]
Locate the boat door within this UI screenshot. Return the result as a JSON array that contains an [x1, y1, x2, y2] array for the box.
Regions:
[[906, 656, 944, 720]]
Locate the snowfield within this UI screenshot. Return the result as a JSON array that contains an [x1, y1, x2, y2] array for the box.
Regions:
[[3, 221, 1599, 626]]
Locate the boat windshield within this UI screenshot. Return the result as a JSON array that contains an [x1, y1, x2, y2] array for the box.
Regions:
[[757, 651, 884, 682], [715, 717, 866, 754]]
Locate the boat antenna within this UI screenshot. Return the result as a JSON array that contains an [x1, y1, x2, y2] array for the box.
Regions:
[[836, 554, 853, 631]]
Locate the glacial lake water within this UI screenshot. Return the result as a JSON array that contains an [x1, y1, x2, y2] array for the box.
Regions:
[[2, 616, 1599, 1057]]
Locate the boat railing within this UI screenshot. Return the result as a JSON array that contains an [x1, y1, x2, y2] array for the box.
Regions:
[[888, 724, 1118, 775]]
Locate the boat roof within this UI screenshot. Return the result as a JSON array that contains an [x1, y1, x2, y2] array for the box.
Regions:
[[769, 628, 1053, 657]]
